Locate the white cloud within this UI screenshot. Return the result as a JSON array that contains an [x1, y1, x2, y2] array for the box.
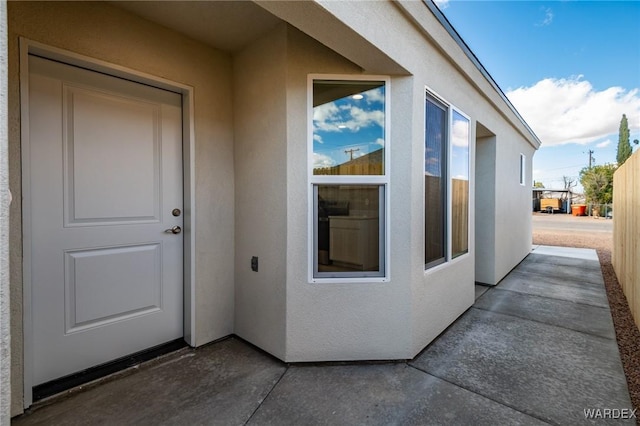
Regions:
[[348, 106, 385, 130], [374, 138, 385, 147], [451, 119, 470, 147], [314, 134, 324, 144], [364, 88, 385, 104], [596, 139, 611, 149], [506, 76, 640, 147], [536, 7, 554, 27], [433, 0, 449, 10], [313, 102, 339, 127], [313, 153, 336, 169], [314, 102, 384, 133]]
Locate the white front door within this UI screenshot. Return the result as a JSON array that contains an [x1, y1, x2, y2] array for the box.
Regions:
[[28, 55, 184, 386]]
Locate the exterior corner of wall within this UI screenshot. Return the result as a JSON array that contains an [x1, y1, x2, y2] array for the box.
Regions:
[[1, 0, 14, 420]]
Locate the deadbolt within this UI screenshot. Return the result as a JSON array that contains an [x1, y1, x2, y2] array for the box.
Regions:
[[165, 226, 182, 234], [172, 208, 181, 217]]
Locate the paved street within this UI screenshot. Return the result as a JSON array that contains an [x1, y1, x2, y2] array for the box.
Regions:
[[532, 212, 613, 234]]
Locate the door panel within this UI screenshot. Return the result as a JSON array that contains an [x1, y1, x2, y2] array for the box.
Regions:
[[65, 243, 162, 332], [29, 55, 184, 385], [64, 86, 161, 223]]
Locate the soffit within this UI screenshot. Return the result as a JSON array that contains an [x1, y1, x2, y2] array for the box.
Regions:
[[112, 1, 283, 52]]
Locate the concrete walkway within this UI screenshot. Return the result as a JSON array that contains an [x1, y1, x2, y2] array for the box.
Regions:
[[14, 246, 633, 425]]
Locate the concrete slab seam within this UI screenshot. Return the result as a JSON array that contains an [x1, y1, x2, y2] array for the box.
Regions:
[[405, 362, 553, 425], [244, 365, 290, 425], [487, 286, 612, 311], [469, 305, 616, 341]]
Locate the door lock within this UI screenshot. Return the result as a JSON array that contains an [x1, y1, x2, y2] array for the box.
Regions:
[[165, 226, 182, 234], [172, 208, 181, 217]]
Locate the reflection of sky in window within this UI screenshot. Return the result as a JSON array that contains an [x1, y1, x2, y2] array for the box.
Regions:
[[313, 87, 385, 169], [425, 101, 446, 177], [451, 111, 469, 180]]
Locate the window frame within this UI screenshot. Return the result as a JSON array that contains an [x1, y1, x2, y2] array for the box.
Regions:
[[308, 74, 391, 283], [424, 88, 471, 271], [520, 153, 526, 186]]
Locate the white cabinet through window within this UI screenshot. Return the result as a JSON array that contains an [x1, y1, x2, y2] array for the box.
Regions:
[[329, 216, 379, 270]]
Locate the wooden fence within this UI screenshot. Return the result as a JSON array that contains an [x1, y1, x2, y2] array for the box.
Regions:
[[452, 179, 469, 257], [613, 150, 640, 329]]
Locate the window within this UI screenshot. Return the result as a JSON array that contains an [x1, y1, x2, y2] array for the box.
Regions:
[[310, 77, 389, 280], [451, 111, 470, 258], [520, 154, 526, 185], [425, 92, 470, 268], [424, 96, 447, 267]]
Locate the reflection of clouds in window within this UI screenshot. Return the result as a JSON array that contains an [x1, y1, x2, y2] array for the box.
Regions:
[[314, 88, 385, 134], [451, 112, 469, 181], [314, 103, 384, 133], [313, 152, 337, 168], [313, 102, 340, 125], [425, 156, 441, 177], [451, 117, 469, 147], [313, 83, 385, 173], [364, 88, 384, 104]]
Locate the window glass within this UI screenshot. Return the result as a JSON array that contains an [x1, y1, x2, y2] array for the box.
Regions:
[[451, 111, 469, 258], [520, 154, 526, 185], [313, 81, 385, 176], [314, 185, 384, 278], [425, 97, 447, 267]]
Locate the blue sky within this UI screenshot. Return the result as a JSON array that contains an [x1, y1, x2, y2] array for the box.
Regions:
[[437, 0, 640, 191], [313, 86, 386, 170]]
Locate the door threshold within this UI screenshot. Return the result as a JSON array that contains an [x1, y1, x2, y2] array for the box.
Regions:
[[33, 338, 187, 402]]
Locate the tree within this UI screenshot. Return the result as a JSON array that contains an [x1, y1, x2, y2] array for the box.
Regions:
[[617, 114, 633, 165], [562, 175, 577, 190], [533, 181, 545, 188], [561, 175, 577, 201], [579, 164, 616, 204]]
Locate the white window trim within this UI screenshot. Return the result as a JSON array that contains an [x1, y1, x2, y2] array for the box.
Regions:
[[424, 87, 471, 271], [307, 74, 391, 283], [520, 153, 526, 186], [450, 107, 471, 260]]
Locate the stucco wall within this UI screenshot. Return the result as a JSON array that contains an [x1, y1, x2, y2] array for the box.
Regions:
[[252, 0, 537, 359], [305, 0, 477, 356], [8, 2, 235, 413], [1, 1, 11, 423], [493, 135, 535, 282], [232, 24, 288, 359], [283, 27, 413, 361], [278, 0, 535, 354], [472, 118, 535, 285], [475, 133, 497, 284]]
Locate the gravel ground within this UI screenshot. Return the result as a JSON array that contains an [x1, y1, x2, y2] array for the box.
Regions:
[[532, 218, 640, 411]]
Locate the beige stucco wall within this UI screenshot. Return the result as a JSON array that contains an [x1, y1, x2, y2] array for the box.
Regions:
[[232, 25, 288, 359], [1, 1, 11, 423], [493, 134, 535, 282], [283, 27, 414, 361], [269, 0, 536, 355], [475, 133, 497, 284], [8, 2, 235, 414]]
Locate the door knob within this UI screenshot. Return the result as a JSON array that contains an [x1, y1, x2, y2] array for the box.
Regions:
[[165, 226, 182, 234]]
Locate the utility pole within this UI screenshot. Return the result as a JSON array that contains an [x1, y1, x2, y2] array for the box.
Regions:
[[588, 149, 594, 169], [345, 148, 360, 161]]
